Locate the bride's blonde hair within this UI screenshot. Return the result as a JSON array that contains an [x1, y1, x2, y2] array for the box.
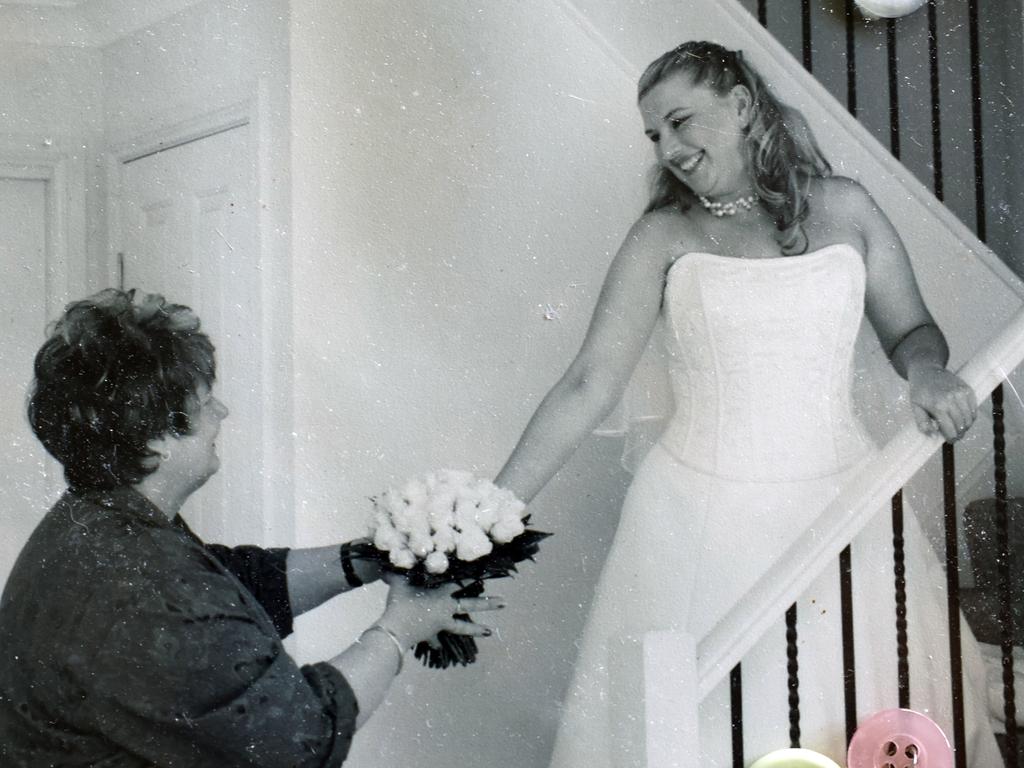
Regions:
[[639, 41, 831, 254]]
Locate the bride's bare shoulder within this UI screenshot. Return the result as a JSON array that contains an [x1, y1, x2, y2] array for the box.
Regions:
[[627, 204, 700, 256]]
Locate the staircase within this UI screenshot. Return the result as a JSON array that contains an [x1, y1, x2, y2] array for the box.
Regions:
[[636, 310, 1024, 765]]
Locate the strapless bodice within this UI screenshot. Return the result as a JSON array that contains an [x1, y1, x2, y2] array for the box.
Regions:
[[658, 243, 875, 481]]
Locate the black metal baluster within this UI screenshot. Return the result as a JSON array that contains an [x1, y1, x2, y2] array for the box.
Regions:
[[731, 663, 744, 768], [757, 0, 767, 27], [840, 545, 858, 746], [840, 1, 859, 747], [844, 0, 857, 118], [994, 384, 1018, 763], [786, 603, 801, 747], [893, 490, 911, 708], [801, 0, 812, 73], [944, 442, 968, 768], [967, 0, 986, 241], [886, 18, 900, 160], [927, 0, 944, 202]]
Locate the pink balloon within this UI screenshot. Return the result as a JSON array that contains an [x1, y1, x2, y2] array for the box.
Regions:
[[849, 709, 952, 768]]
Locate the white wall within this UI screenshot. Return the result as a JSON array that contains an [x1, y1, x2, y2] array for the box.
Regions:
[[290, 2, 650, 765], [1, 42, 102, 136], [103, 0, 279, 147], [0, 41, 101, 286]]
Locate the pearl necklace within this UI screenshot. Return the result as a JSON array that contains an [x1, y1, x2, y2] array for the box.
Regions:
[[698, 193, 759, 217]]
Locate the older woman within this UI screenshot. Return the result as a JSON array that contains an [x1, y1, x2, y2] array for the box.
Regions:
[[0, 289, 500, 767]]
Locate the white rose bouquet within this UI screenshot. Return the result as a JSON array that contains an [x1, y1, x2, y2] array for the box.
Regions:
[[358, 469, 550, 668]]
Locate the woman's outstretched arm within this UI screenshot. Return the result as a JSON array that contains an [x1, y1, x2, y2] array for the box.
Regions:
[[285, 543, 384, 617], [495, 212, 681, 503], [849, 178, 978, 441]]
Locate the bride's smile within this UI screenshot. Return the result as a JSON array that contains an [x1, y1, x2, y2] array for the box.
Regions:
[[640, 69, 753, 200]]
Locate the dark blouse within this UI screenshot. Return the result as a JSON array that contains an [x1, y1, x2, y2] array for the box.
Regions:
[[0, 487, 358, 767]]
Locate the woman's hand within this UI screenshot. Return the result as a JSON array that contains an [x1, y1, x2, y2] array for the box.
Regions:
[[378, 573, 504, 650], [908, 363, 978, 441], [332, 576, 504, 726]]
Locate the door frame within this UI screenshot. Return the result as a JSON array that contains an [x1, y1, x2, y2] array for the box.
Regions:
[[0, 136, 87, 500], [0, 138, 85, 321], [105, 86, 295, 545]]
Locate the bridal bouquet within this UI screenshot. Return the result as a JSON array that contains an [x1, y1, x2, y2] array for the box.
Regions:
[[362, 469, 550, 669]]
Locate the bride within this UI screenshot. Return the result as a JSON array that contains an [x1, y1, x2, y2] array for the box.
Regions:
[[493, 41, 1002, 766]]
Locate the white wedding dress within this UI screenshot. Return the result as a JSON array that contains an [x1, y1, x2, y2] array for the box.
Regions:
[[548, 244, 1003, 767]]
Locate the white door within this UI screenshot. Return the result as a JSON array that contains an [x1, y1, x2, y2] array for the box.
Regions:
[[118, 124, 264, 545], [0, 176, 62, 588]]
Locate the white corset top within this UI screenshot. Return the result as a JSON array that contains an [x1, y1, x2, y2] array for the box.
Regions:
[[658, 244, 876, 481]]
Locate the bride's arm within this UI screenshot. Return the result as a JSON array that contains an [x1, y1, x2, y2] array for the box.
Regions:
[[849, 179, 978, 441], [494, 212, 679, 503]]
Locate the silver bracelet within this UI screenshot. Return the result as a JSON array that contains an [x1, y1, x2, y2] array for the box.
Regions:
[[364, 624, 405, 675]]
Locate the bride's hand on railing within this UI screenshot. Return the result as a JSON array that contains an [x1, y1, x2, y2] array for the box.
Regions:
[[908, 362, 979, 441]]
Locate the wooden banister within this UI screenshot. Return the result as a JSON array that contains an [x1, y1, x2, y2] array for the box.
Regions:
[[696, 306, 1024, 700]]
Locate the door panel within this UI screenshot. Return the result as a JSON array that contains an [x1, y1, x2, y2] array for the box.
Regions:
[[119, 124, 264, 544]]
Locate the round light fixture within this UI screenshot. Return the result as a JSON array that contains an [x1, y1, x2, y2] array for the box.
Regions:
[[855, 0, 928, 18]]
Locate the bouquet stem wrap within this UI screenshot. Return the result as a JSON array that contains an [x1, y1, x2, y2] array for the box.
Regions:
[[360, 470, 550, 669]]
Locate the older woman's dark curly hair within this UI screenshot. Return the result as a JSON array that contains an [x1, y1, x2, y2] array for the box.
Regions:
[[28, 289, 215, 490]]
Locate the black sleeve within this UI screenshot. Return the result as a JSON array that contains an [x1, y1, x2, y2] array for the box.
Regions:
[[203, 543, 294, 638]]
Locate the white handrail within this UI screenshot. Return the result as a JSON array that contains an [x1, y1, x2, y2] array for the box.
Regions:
[[697, 306, 1024, 701]]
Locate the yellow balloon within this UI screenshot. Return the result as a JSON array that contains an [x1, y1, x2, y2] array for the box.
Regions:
[[750, 748, 843, 768], [855, 0, 928, 18]]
